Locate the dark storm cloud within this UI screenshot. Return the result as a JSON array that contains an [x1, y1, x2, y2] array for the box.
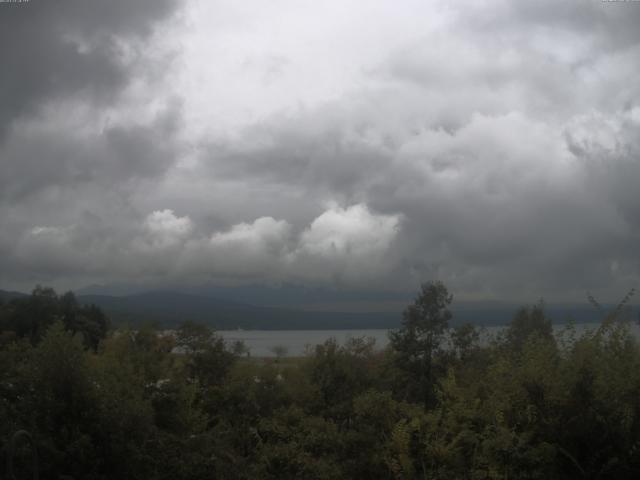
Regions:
[[1, 0, 639, 301], [500, 1, 640, 49], [0, 0, 183, 203], [201, 109, 393, 199], [184, 1, 640, 300], [0, 0, 178, 136], [0, 0, 184, 288], [0, 100, 182, 200]]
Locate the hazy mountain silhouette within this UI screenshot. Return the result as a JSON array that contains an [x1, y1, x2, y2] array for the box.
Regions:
[[73, 292, 625, 329], [2, 287, 631, 330], [0, 289, 27, 302], [76, 291, 401, 330]]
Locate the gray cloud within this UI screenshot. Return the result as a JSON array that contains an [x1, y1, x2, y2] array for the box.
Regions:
[[1, 100, 182, 200], [1, 0, 640, 302], [0, 0, 179, 135], [4, 205, 401, 291]]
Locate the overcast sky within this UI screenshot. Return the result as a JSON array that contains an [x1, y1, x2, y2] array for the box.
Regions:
[[1, 0, 639, 302]]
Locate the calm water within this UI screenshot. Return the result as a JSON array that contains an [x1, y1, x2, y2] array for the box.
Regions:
[[218, 323, 640, 357]]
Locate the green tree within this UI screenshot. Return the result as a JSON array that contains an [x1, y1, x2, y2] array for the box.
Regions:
[[505, 301, 553, 352], [305, 337, 377, 421], [252, 405, 344, 480], [0, 287, 108, 350], [60, 291, 109, 350], [29, 322, 101, 479], [5, 286, 59, 344], [270, 344, 289, 362], [451, 322, 480, 362], [176, 320, 236, 388], [389, 281, 453, 408]]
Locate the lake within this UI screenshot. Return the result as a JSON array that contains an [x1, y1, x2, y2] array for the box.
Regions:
[[218, 323, 640, 357]]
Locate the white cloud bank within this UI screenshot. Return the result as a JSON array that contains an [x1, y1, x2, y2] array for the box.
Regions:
[[10, 204, 402, 287]]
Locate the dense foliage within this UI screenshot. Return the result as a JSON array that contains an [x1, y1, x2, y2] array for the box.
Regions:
[[2, 284, 640, 479]]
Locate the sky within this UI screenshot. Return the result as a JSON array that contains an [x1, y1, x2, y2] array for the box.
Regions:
[[1, 0, 639, 303]]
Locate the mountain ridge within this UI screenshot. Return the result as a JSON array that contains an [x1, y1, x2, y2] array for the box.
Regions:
[[3, 288, 635, 330]]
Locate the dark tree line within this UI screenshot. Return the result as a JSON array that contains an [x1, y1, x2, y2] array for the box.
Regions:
[[1, 283, 640, 479], [0, 286, 108, 349]]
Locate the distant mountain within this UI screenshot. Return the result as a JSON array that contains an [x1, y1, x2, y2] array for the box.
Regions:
[[451, 301, 616, 326], [76, 283, 637, 326], [5, 286, 636, 330], [77, 291, 402, 330], [77, 282, 413, 307], [75, 283, 162, 296], [0, 289, 28, 302], [187, 283, 413, 308], [77, 290, 631, 330]]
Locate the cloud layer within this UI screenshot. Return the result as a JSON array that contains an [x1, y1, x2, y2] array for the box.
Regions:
[[1, 0, 639, 301]]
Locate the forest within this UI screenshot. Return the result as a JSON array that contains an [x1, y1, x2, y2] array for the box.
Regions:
[[1, 282, 640, 479]]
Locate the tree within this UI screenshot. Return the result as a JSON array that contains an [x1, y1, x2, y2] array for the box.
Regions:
[[0, 287, 108, 350], [60, 291, 109, 350], [30, 322, 100, 479], [8, 285, 58, 344], [231, 339, 250, 357], [389, 281, 453, 408], [175, 320, 236, 388], [305, 337, 377, 420], [270, 344, 289, 362], [176, 320, 215, 355], [451, 322, 480, 361], [505, 301, 553, 352]]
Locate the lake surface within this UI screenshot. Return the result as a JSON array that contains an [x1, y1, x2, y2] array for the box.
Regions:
[[218, 323, 640, 357]]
